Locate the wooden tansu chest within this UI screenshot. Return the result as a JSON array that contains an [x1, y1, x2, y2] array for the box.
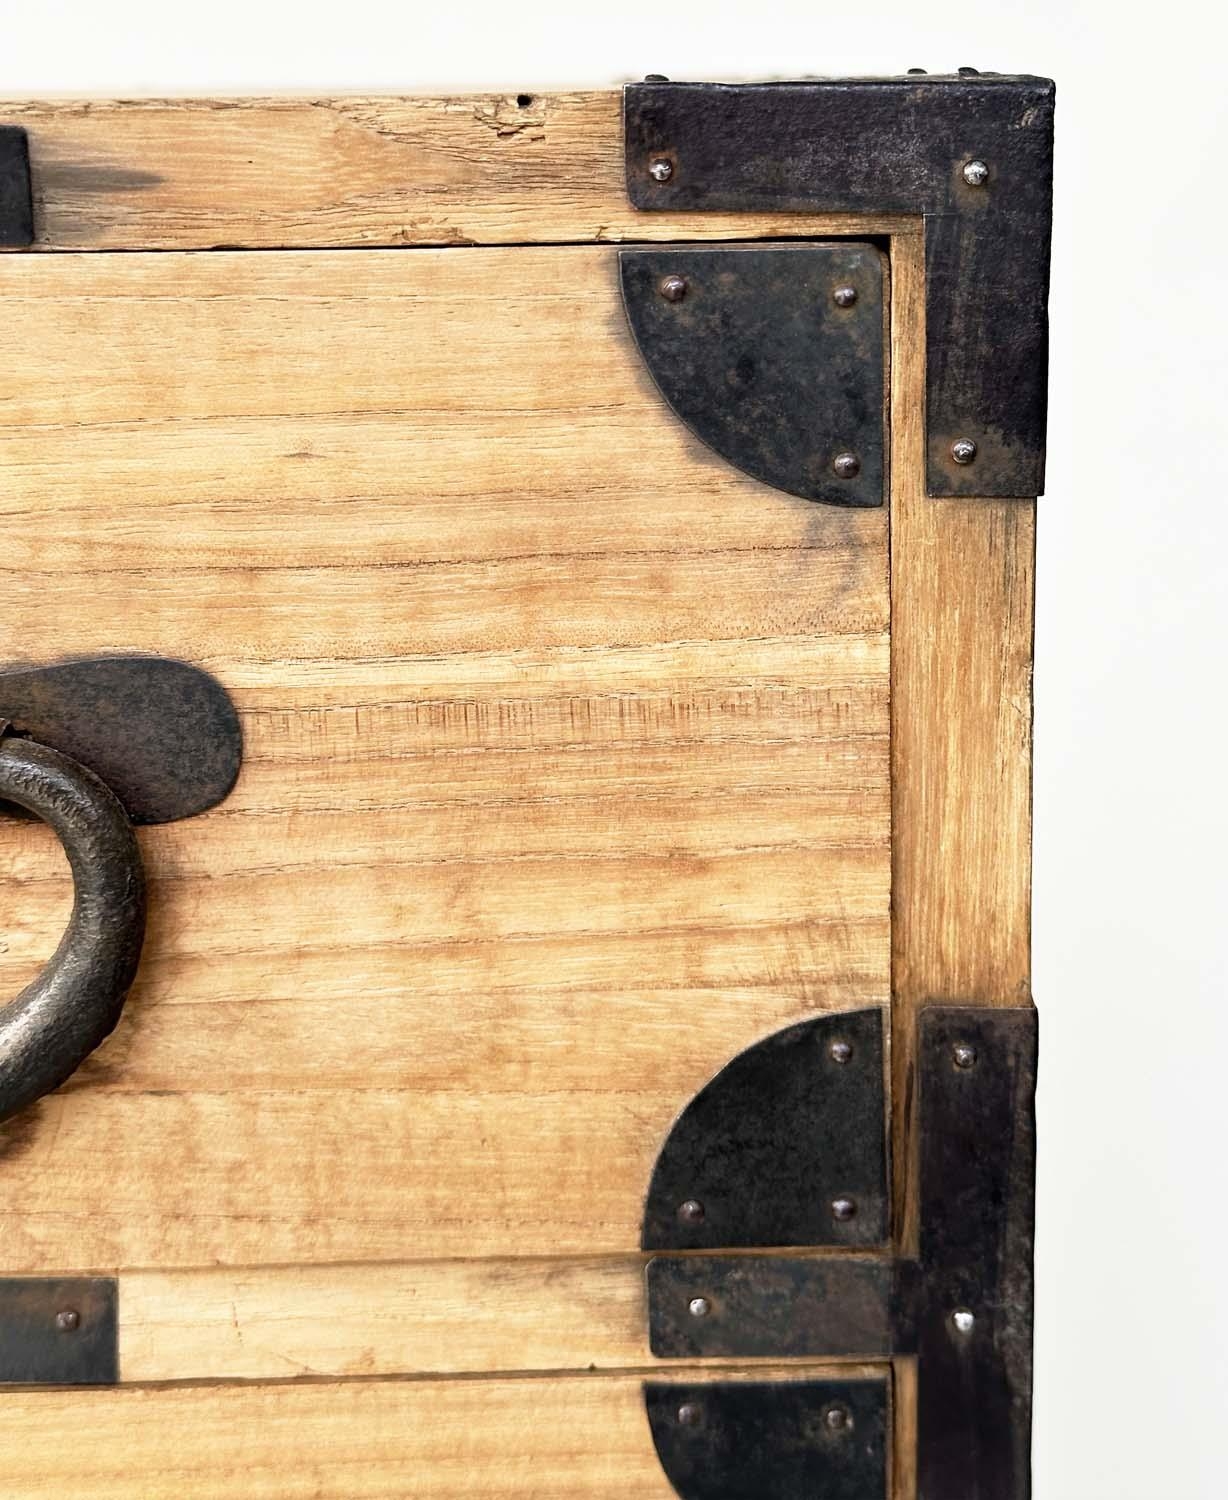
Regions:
[[0, 76, 1052, 1500]]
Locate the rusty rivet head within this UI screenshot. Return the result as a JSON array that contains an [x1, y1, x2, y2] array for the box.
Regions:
[[823, 1403, 852, 1433], [832, 451, 861, 480], [829, 1039, 853, 1064], [648, 158, 675, 183], [832, 285, 858, 308], [688, 1296, 712, 1319], [953, 1042, 978, 1070], [55, 1309, 80, 1333], [677, 1198, 706, 1225], [677, 1402, 704, 1428], [831, 1196, 857, 1222], [962, 158, 990, 187], [659, 274, 688, 303], [951, 437, 978, 466]]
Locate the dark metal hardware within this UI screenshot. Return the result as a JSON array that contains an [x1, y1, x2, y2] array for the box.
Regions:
[[645, 1378, 888, 1500], [0, 657, 241, 1126], [0, 126, 33, 248], [642, 1006, 1037, 1500], [914, 1006, 1037, 1500], [0, 733, 146, 1125], [619, 243, 885, 507], [641, 1009, 887, 1251], [0, 1278, 118, 1385], [647, 1254, 892, 1359], [0, 656, 242, 824], [624, 76, 1055, 498]]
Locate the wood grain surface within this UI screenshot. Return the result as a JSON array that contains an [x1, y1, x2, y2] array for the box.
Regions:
[[120, 1254, 897, 1383], [0, 245, 890, 1285], [0, 91, 918, 251], [0, 95, 1038, 1500], [0, 1364, 891, 1499], [886, 226, 1037, 1500]]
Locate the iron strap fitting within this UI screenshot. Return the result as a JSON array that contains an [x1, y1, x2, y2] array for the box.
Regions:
[[641, 1005, 1038, 1500]]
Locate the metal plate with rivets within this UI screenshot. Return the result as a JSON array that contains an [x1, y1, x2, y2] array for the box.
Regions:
[[644, 1378, 889, 1500], [619, 243, 886, 507], [625, 77, 1054, 498], [0, 1278, 118, 1385], [646, 1254, 893, 1360], [640, 1009, 888, 1250], [640, 1006, 1037, 1497], [915, 1006, 1038, 1500]]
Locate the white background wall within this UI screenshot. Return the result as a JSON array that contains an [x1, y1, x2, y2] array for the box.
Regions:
[[3, 4, 1225, 1496]]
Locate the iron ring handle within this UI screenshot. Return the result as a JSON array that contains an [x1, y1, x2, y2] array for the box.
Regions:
[[0, 732, 146, 1124]]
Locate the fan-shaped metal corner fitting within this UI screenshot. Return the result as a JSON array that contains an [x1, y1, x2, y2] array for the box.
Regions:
[[0, 734, 146, 1124], [619, 243, 886, 507], [641, 1009, 887, 1251], [644, 1378, 889, 1500]]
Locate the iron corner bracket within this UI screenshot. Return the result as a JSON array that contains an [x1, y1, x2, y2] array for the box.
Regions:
[[619, 242, 887, 508], [0, 126, 33, 248], [623, 76, 1055, 500], [642, 1005, 1038, 1500]]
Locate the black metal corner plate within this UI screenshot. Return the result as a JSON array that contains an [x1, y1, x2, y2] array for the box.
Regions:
[[620, 243, 885, 507], [645, 1379, 888, 1500], [641, 1009, 887, 1251], [0, 1278, 118, 1384], [0, 126, 33, 248], [0, 656, 242, 824], [915, 1005, 1038, 1500], [625, 78, 1055, 499]]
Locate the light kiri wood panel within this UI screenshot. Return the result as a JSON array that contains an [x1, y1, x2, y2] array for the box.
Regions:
[[119, 1257, 653, 1383], [0, 1365, 889, 1499], [119, 1255, 894, 1383], [0, 91, 919, 251], [119, 1255, 886, 1383], [0, 244, 890, 1277]]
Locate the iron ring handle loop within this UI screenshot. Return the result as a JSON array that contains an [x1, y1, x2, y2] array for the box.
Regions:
[[0, 732, 146, 1124]]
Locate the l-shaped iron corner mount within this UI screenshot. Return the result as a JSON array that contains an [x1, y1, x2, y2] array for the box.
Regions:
[[623, 75, 1055, 501], [640, 1006, 1039, 1500]]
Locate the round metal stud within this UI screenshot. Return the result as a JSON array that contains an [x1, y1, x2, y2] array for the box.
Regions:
[[659, 274, 688, 303], [829, 1039, 853, 1065], [648, 158, 675, 183], [832, 451, 861, 480], [677, 1198, 706, 1225], [952, 1308, 976, 1335], [833, 285, 858, 308], [831, 1196, 857, 1222], [688, 1296, 712, 1319], [677, 1402, 703, 1428], [55, 1309, 80, 1333], [823, 1403, 852, 1433], [962, 158, 990, 187], [951, 437, 978, 466], [953, 1042, 978, 1070]]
